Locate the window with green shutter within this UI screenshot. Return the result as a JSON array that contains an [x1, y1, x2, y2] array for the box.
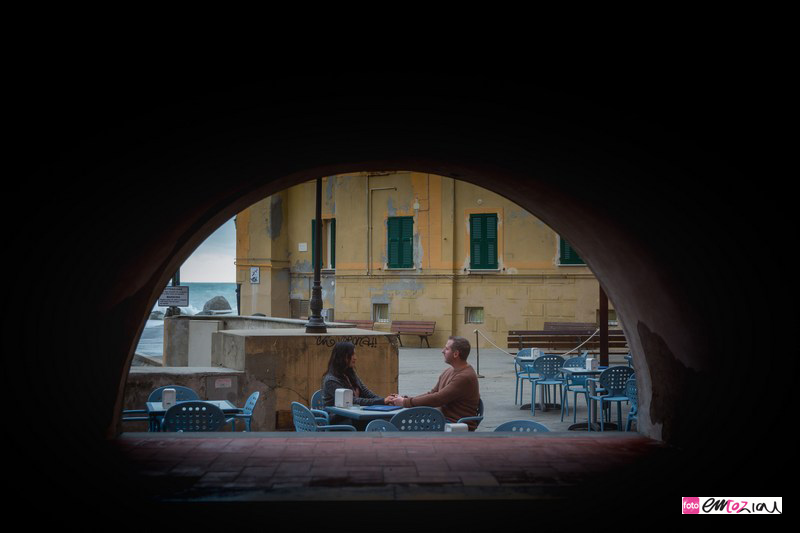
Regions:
[[559, 236, 585, 265], [469, 213, 498, 269], [387, 216, 413, 268]]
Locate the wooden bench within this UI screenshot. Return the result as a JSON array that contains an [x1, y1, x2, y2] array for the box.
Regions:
[[508, 328, 629, 357], [341, 319, 374, 330], [391, 320, 436, 347], [544, 321, 597, 331]]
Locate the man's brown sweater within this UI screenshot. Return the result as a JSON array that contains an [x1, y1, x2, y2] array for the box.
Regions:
[[402, 364, 481, 430]]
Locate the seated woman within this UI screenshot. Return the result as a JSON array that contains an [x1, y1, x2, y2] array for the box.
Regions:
[[322, 341, 389, 425]]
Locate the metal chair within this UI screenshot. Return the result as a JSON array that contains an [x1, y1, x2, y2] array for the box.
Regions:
[[456, 398, 484, 430], [514, 348, 536, 405], [588, 366, 635, 431], [123, 385, 200, 431], [227, 391, 260, 431], [494, 420, 550, 433], [365, 419, 399, 432], [561, 355, 590, 423], [389, 407, 446, 431], [291, 402, 356, 432], [311, 389, 325, 410], [161, 401, 226, 432], [625, 377, 638, 431], [528, 354, 565, 416]]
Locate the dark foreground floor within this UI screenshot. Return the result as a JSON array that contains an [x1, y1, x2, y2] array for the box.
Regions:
[[103, 431, 697, 522]]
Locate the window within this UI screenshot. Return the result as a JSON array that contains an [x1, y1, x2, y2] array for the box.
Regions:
[[469, 213, 498, 269], [558, 236, 585, 265], [387, 216, 413, 268], [311, 218, 336, 269], [373, 303, 389, 323], [466, 307, 484, 324]]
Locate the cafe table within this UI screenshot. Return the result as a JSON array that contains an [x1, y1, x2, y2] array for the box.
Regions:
[[560, 367, 605, 429], [324, 405, 409, 424], [146, 400, 239, 431]]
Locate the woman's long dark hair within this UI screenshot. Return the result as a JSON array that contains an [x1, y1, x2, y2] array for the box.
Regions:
[[324, 341, 356, 383]]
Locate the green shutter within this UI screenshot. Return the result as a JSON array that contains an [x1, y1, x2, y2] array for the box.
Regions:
[[559, 236, 585, 265], [470, 214, 498, 269], [388, 216, 413, 268]]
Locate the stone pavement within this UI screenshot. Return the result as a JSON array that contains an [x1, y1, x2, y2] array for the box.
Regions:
[[114, 348, 682, 517]]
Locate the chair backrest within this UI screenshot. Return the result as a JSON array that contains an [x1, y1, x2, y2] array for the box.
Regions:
[[563, 356, 586, 369], [148, 385, 199, 403], [365, 419, 399, 432], [311, 389, 325, 410], [390, 407, 446, 431], [494, 420, 550, 433], [242, 391, 260, 414], [532, 354, 565, 379], [291, 402, 322, 432], [477, 398, 484, 416], [599, 366, 635, 396], [162, 401, 225, 432], [625, 377, 638, 411]]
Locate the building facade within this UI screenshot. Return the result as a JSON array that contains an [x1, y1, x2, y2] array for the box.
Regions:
[[235, 171, 609, 348]]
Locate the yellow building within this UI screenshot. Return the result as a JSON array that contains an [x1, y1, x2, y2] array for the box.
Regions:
[[235, 171, 608, 348]]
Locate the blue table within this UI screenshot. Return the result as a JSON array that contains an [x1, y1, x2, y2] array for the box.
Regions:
[[146, 400, 239, 431], [324, 405, 408, 423]]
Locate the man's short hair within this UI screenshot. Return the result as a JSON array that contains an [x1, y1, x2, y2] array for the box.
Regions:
[[448, 336, 471, 361]]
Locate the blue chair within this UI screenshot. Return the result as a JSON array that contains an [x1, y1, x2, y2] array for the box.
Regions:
[[161, 401, 226, 432], [309, 389, 330, 425], [365, 419, 399, 432], [456, 398, 484, 430], [625, 377, 638, 431], [291, 402, 356, 432], [123, 385, 200, 431], [389, 407, 446, 431], [560, 355, 590, 423], [494, 420, 550, 433], [227, 391, 260, 431], [528, 354, 565, 416], [311, 389, 325, 410], [514, 348, 536, 405], [588, 366, 635, 431]]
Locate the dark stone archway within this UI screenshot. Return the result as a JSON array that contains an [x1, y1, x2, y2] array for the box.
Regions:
[[9, 73, 788, 511]]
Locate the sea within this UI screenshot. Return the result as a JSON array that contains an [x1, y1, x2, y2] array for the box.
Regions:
[[135, 282, 238, 357]]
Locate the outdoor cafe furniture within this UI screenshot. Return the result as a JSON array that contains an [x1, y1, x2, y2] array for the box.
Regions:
[[456, 398, 484, 430], [147, 398, 239, 431], [624, 376, 638, 431], [389, 407, 446, 431], [514, 348, 536, 405], [123, 385, 200, 431], [587, 365, 635, 431], [161, 401, 227, 432], [226, 391, 260, 431], [292, 402, 356, 432], [560, 356, 591, 423], [493, 420, 550, 433], [324, 404, 407, 424], [528, 354, 565, 416], [365, 419, 400, 432], [559, 366, 602, 424]]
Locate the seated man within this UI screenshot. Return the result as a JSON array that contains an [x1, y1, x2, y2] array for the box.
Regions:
[[386, 336, 481, 430]]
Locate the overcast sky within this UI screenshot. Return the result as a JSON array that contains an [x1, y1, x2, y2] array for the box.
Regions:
[[179, 217, 236, 282]]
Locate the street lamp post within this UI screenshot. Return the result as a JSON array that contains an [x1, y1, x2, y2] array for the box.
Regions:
[[305, 177, 327, 334]]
